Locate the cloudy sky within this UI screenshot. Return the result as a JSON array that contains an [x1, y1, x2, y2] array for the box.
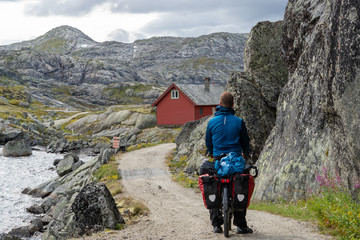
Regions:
[[0, 0, 288, 45]]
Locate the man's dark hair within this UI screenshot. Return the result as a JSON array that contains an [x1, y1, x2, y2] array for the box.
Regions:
[[220, 91, 234, 108]]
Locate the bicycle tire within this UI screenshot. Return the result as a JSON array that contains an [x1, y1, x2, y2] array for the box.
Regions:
[[223, 185, 230, 237]]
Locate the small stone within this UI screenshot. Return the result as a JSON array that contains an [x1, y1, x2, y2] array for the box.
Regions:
[[26, 204, 44, 214]]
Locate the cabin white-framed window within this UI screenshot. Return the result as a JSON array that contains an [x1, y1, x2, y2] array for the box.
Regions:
[[171, 90, 179, 99]]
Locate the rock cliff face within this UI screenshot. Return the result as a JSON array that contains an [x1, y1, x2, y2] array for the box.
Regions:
[[0, 26, 247, 108], [254, 0, 360, 201], [227, 21, 288, 162]]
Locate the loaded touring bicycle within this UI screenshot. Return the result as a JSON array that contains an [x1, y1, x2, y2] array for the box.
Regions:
[[199, 153, 258, 237]]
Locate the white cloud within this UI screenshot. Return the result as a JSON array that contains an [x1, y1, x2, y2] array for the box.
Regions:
[[0, 0, 288, 45], [0, 1, 158, 45], [107, 28, 146, 43]]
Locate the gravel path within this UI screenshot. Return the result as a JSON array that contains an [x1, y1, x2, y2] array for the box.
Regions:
[[78, 143, 333, 240]]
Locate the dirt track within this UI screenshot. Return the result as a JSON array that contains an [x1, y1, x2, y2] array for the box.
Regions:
[[80, 143, 333, 240]]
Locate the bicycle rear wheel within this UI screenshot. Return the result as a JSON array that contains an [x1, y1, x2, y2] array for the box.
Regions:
[[223, 186, 230, 237]]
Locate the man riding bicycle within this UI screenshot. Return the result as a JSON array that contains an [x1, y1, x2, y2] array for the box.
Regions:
[[205, 91, 253, 234]]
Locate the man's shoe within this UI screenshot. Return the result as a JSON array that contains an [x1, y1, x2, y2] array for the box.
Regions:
[[236, 226, 253, 234], [213, 226, 223, 233]]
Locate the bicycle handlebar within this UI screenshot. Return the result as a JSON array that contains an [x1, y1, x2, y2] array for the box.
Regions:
[[215, 165, 258, 179]]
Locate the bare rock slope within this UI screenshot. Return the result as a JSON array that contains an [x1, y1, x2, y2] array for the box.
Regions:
[[254, 0, 360, 201]]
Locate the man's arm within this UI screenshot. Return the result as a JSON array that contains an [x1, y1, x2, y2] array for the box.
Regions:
[[205, 123, 213, 156], [240, 120, 250, 158]]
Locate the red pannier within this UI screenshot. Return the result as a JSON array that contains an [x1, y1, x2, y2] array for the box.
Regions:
[[198, 174, 221, 209], [232, 173, 255, 209]]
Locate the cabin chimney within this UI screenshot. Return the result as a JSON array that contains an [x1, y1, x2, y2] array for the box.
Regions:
[[204, 77, 210, 91]]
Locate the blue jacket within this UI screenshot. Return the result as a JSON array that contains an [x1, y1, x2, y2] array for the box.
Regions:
[[205, 106, 250, 157]]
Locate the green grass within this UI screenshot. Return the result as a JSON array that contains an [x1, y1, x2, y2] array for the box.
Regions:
[[306, 168, 360, 239], [93, 162, 121, 182], [173, 171, 198, 188], [104, 104, 156, 115], [126, 140, 174, 151], [0, 75, 18, 86], [35, 38, 67, 53], [178, 57, 234, 71], [167, 155, 199, 188], [168, 155, 188, 170], [249, 168, 360, 240], [249, 199, 313, 222], [102, 84, 153, 104], [51, 85, 75, 95], [93, 160, 123, 197], [127, 142, 157, 151], [0, 85, 27, 103]]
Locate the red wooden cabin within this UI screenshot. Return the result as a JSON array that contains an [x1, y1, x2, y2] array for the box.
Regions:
[[152, 79, 224, 126]]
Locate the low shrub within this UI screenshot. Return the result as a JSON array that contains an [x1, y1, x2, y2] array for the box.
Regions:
[[93, 162, 121, 182], [168, 155, 188, 170], [9, 99, 20, 105], [93, 161, 123, 197], [173, 171, 198, 188], [127, 142, 157, 151], [307, 167, 360, 239]]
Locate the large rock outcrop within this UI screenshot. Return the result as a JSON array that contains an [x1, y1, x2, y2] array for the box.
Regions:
[[56, 153, 81, 176], [0, 118, 28, 145], [227, 21, 288, 162], [2, 139, 32, 157], [71, 182, 125, 236], [254, 0, 360, 201]]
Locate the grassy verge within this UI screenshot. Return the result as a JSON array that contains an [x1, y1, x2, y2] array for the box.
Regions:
[[115, 196, 149, 225], [92, 154, 149, 226], [167, 154, 199, 189], [249, 168, 360, 240], [127, 142, 159, 151], [93, 158, 123, 196], [127, 137, 176, 152], [248, 200, 314, 222], [306, 168, 360, 239]]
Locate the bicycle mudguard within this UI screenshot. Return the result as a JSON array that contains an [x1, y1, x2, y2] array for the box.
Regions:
[[232, 173, 255, 208], [198, 174, 221, 209]]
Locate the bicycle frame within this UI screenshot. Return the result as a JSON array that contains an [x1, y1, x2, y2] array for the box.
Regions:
[[212, 162, 258, 237], [220, 177, 234, 237]]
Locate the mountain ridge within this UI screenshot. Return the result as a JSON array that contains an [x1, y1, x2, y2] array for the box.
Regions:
[[0, 25, 248, 109], [0, 25, 98, 54]]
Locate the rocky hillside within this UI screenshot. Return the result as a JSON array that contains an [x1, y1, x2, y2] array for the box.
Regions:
[[254, 0, 360, 201], [0, 26, 247, 109]]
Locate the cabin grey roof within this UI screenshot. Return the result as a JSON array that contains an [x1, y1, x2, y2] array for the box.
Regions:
[[176, 84, 225, 105]]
